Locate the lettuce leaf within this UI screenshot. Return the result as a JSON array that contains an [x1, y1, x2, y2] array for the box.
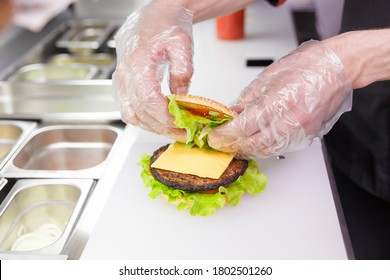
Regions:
[[138, 95, 267, 216], [138, 155, 267, 216], [167, 94, 232, 148]]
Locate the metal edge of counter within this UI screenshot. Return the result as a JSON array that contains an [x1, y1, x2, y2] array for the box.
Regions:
[[62, 124, 140, 259]]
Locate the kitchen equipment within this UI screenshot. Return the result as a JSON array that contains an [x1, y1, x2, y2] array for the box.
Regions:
[[49, 53, 114, 66], [0, 120, 37, 171], [2, 124, 122, 179], [0, 179, 93, 255], [0, 81, 120, 122], [55, 19, 116, 54], [8, 63, 99, 83], [49, 53, 115, 78]]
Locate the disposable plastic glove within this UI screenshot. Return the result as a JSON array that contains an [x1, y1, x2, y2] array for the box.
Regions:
[[112, 1, 194, 141], [208, 40, 353, 159]]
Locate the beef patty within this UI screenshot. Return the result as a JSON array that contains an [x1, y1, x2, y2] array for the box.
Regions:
[[149, 144, 248, 192]]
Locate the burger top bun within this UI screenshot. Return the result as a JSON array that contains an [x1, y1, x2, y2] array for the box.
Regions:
[[174, 94, 236, 119]]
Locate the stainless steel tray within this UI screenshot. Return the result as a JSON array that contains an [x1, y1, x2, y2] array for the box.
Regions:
[[55, 19, 116, 53], [48, 53, 115, 78], [0, 178, 93, 257], [0, 81, 120, 122], [8, 63, 99, 83], [0, 19, 117, 81], [2, 124, 122, 179], [49, 53, 114, 66], [0, 120, 37, 172]]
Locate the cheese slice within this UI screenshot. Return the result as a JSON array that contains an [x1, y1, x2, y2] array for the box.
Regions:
[[151, 142, 234, 179]]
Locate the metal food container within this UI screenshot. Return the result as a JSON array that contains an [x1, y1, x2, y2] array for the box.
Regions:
[[7, 63, 99, 83], [55, 19, 116, 54], [3, 124, 122, 179], [0, 120, 37, 171], [49, 53, 114, 66], [0, 81, 120, 122], [0, 179, 93, 256]]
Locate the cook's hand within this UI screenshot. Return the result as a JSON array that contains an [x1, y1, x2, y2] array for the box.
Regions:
[[208, 40, 353, 159], [12, 0, 75, 32], [112, 1, 193, 141]]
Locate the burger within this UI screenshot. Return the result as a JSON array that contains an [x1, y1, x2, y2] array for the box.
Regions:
[[138, 94, 267, 216]]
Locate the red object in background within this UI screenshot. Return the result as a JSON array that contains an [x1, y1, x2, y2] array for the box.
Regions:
[[216, 9, 245, 40]]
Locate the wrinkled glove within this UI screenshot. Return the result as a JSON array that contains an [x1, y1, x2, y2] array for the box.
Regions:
[[208, 40, 353, 159], [112, 1, 194, 141]]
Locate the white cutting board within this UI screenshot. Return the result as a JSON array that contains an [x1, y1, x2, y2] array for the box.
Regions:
[[81, 129, 347, 260], [81, 2, 347, 259]]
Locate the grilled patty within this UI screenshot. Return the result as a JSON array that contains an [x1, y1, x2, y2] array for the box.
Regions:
[[149, 144, 248, 192]]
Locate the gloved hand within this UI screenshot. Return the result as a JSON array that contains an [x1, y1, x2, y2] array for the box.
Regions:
[[12, 0, 75, 32], [112, 1, 194, 141], [208, 40, 353, 159]]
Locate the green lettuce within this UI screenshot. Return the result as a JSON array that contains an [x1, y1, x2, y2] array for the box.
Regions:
[[138, 155, 267, 216], [167, 94, 232, 148], [137, 94, 267, 216]]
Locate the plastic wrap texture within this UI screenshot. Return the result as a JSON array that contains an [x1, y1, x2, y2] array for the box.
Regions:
[[208, 40, 353, 159], [112, 2, 193, 141]]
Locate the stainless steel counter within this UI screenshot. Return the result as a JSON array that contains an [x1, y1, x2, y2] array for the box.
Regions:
[[0, 10, 127, 259]]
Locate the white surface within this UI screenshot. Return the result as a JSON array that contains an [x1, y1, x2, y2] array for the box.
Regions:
[[81, 130, 347, 260], [80, 2, 348, 260]]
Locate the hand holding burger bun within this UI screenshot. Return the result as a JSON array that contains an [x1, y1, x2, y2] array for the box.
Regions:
[[207, 40, 352, 159], [138, 94, 267, 216]]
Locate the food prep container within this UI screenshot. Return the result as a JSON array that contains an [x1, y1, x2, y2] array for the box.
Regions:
[[48, 53, 115, 78], [0, 19, 117, 81], [55, 19, 116, 54], [0, 81, 120, 122], [0, 120, 37, 172], [7, 63, 99, 83], [0, 179, 93, 256], [49, 53, 114, 66], [2, 124, 122, 179]]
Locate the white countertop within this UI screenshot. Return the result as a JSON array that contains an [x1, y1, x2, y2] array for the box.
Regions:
[[80, 2, 348, 260]]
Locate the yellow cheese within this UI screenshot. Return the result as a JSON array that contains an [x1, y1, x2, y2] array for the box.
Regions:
[[151, 142, 234, 179]]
